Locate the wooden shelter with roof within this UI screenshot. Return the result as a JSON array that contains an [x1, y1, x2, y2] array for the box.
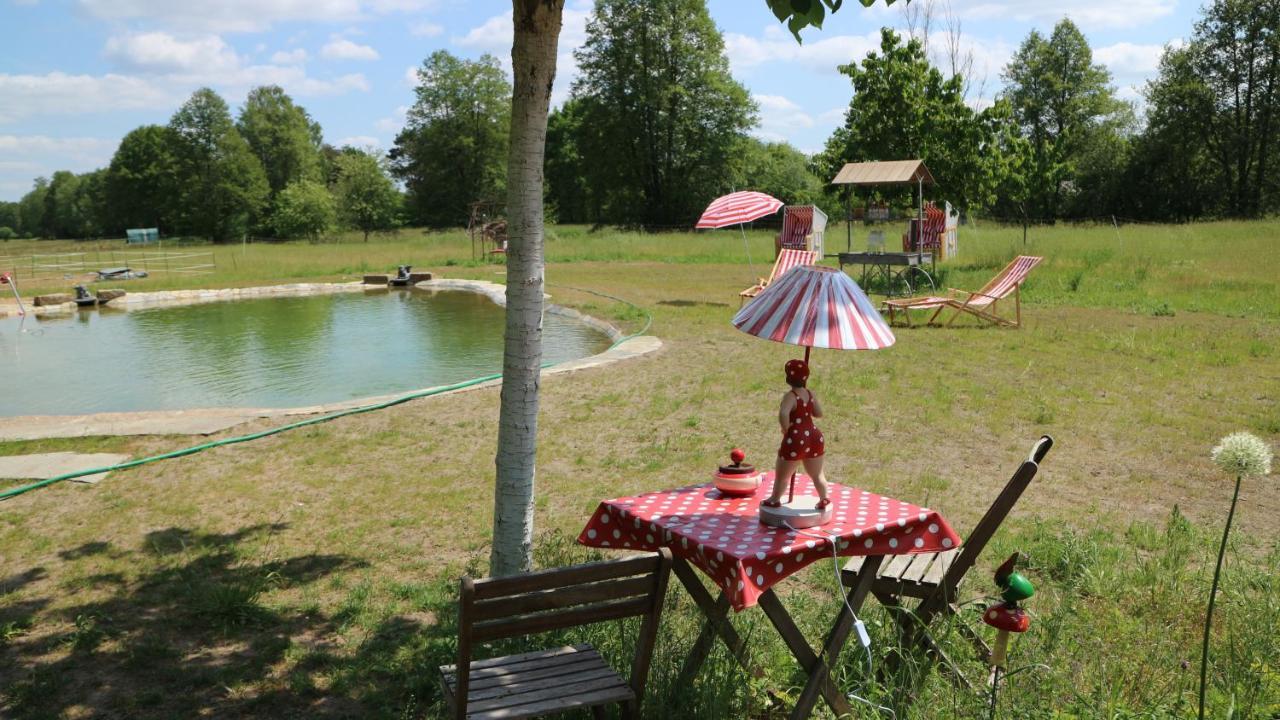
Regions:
[[831, 160, 935, 254], [830, 159, 956, 297]]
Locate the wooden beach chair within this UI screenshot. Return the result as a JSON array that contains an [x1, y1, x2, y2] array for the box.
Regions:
[[884, 255, 1043, 327], [841, 436, 1053, 688], [777, 206, 814, 253], [441, 549, 672, 720], [740, 248, 819, 305]]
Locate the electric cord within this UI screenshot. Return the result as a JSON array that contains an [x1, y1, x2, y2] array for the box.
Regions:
[[783, 519, 897, 719]]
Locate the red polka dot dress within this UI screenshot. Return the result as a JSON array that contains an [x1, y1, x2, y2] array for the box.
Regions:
[[779, 389, 824, 461]]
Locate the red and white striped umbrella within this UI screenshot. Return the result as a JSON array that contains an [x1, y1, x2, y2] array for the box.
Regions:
[[696, 191, 784, 229], [732, 265, 895, 352]]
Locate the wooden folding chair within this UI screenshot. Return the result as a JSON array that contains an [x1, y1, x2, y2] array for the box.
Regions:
[[441, 549, 673, 719], [884, 255, 1043, 327], [740, 248, 819, 305], [841, 436, 1053, 686]]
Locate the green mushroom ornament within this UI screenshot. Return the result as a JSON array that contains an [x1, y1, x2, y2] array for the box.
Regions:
[[983, 553, 1034, 669]]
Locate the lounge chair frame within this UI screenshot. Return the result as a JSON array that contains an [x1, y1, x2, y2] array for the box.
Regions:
[[884, 255, 1042, 328]]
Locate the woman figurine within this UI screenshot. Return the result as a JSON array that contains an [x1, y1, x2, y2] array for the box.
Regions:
[[762, 359, 831, 509]]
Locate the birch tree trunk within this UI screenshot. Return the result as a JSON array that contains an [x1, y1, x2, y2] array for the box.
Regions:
[[490, 0, 565, 577]]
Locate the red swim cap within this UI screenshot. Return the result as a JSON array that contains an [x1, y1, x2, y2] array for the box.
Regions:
[[784, 359, 809, 386]]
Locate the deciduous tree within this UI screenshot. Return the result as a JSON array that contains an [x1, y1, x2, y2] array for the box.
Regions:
[[272, 180, 336, 242], [333, 150, 402, 241], [390, 51, 511, 227], [105, 125, 181, 233], [1139, 0, 1280, 217], [1001, 19, 1131, 219], [169, 88, 270, 241], [571, 0, 756, 227], [817, 28, 1017, 214], [237, 86, 324, 204]]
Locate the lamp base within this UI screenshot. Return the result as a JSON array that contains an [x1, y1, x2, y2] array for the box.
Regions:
[[759, 497, 833, 529]]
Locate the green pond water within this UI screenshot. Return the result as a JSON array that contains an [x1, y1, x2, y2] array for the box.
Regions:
[[0, 289, 613, 417]]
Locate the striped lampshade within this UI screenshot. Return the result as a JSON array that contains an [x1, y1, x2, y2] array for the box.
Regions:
[[731, 265, 895, 350]]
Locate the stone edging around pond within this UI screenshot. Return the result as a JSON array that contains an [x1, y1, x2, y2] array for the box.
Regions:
[[0, 278, 662, 441]]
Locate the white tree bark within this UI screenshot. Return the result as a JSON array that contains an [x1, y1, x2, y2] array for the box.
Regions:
[[490, 0, 565, 577]]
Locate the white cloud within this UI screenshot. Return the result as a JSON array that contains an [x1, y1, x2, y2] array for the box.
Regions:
[[726, 26, 881, 75], [1094, 42, 1168, 76], [93, 32, 369, 102], [0, 135, 120, 200], [755, 94, 814, 126], [404, 64, 420, 87], [321, 38, 379, 61], [960, 0, 1175, 31], [270, 48, 308, 64], [816, 107, 846, 125], [0, 72, 169, 122], [77, 0, 436, 33], [375, 104, 409, 133], [453, 13, 512, 54], [105, 32, 240, 73], [410, 21, 443, 37], [334, 135, 380, 148]]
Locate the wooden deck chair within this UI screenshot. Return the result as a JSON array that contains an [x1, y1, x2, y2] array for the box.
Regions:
[[739, 248, 819, 305], [441, 549, 673, 720], [884, 255, 1043, 327], [841, 436, 1053, 688]]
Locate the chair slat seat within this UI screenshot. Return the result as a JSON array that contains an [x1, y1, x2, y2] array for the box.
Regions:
[[843, 549, 961, 600], [442, 550, 672, 720], [442, 644, 634, 719]]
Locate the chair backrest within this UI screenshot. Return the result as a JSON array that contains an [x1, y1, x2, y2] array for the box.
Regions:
[[771, 248, 819, 282], [923, 436, 1053, 616], [972, 255, 1043, 305], [454, 549, 673, 718]]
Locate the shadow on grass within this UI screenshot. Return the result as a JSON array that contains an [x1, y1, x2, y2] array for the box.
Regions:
[[0, 523, 398, 718]]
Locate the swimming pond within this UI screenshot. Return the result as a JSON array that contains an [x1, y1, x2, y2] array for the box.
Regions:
[[0, 289, 613, 417]]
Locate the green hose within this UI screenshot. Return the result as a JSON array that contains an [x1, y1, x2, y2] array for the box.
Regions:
[[0, 284, 651, 502]]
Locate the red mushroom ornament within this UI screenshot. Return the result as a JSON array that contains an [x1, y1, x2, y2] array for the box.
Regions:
[[983, 553, 1034, 669]]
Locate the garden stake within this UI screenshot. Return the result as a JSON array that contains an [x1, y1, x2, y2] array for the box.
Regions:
[[982, 553, 1033, 719]]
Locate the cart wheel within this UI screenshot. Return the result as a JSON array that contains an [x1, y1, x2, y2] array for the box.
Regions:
[[901, 266, 937, 296], [888, 269, 914, 297]]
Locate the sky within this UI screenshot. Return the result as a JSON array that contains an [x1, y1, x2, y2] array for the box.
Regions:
[[0, 0, 1198, 201]]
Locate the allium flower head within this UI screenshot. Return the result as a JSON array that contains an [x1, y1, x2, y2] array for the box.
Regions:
[[1211, 432, 1273, 478]]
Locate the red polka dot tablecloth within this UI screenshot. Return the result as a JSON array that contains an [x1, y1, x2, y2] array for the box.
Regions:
[[577, 473, 962, 611]]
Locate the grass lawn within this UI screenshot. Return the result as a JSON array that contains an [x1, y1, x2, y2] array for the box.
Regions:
[[1, 220, 1278, 718]]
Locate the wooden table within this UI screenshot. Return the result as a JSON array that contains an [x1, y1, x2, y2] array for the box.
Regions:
[[578, 473, 961, 720], [838, 251, 936, 297]]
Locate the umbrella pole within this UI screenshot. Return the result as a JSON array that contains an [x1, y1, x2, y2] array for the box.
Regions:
[[739, 223, 755, 277]]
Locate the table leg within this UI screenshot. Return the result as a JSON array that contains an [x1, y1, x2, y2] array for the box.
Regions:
[[757, 590, 853, 718], [789, 555, 884, 720], [672, 556, 754, 688]]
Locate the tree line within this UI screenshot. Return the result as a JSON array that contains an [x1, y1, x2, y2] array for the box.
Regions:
[[2, 0, 1275, 241], [384, 0, 1279, 228], [0, 86, 401, 242]]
